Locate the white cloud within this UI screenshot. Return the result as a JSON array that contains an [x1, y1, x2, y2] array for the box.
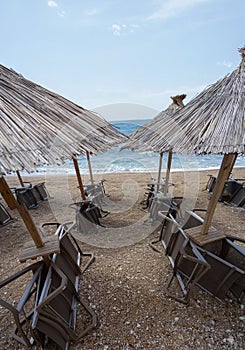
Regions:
[[217, 60, 233, 68], [48, 1, 65, 17], [48, 0, 58, 8], [112, 24, 122, 36], [147, 0, 208, 21], [111, 23, 140, 36]]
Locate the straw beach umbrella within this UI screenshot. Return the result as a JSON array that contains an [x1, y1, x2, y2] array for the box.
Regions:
[[0, 64, 126, 174], [0, 64, 127, 258], [0, 64, 127, 195], [150, 47, 245, 244], [123, 94, 186, 194]]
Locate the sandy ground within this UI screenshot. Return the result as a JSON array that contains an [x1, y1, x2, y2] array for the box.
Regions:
[[0, 167, 244, 349]]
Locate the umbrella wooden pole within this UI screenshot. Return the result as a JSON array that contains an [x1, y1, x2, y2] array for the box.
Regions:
[[156, 152, 163, 192], [0, 176, 44, 247], [16, 170, 25, 187], [226, 155, 237, 181], [72, 155, 86, 200], [164, 149, 173, 196], [86, 151, 94, 185], [201, 153, 237, 235]]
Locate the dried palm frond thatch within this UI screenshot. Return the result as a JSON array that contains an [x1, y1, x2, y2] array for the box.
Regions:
[[150, 47, 245, 155], [0, 65, 127, 173], [122, 94, 186, 152]]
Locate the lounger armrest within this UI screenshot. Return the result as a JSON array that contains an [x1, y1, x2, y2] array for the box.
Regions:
[[39, 222, 61, 236], [12, 186, 27, 191], [192, 208, 207, 213], [158, 212, 180, 227], [0, 261, 44, 314], [0, 261, 43, 289], [225, 235, 245, 244], [61, 221, 76, 234]]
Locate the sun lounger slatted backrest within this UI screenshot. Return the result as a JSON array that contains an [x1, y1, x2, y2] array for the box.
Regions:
[[34, 183, 49, 201], [75, 200, 105, 235], [206, 176, 245, 208], [228, 185, 245, 208], [220, 178, 243, 202], [15, 188, 38, 209], [15, 183, 48, 209]]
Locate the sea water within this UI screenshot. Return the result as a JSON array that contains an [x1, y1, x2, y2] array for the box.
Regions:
[[37, 119, 245, 176]]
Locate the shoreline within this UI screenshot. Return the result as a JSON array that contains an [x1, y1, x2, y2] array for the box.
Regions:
[[4, 165, 245, 178]]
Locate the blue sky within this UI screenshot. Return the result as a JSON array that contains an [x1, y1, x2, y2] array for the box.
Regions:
[[0, 0, 244, 120]]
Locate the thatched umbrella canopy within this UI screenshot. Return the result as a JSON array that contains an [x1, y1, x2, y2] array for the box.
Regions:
[[123, 94, 186, 194], [149, 52, 244, 156], [0, 64, 127, 174], [150, 47, 244, 243], [123, 94, 186, 152], [0, 64, 127, 258]]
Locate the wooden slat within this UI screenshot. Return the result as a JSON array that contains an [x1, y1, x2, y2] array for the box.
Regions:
[[19, 235, 60, 262], [185, 226, 226, 246]]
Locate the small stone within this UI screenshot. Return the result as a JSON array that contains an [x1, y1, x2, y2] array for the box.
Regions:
[[227, 336, 234, 345]]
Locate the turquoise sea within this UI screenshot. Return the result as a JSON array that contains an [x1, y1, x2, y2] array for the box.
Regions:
[[38, 119, 245, 176]]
